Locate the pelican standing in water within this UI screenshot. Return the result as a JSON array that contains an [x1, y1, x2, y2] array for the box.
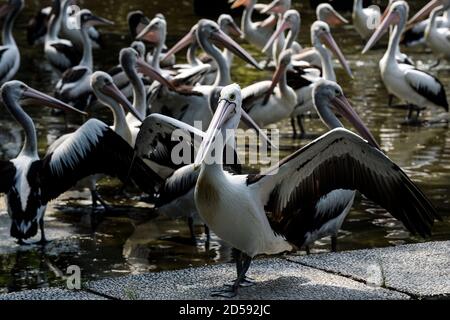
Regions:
[[44, 0, 80, 73], [149, 19, 260, 127], [0, 0, 23, 84], [0, 81, 86, 243], [363, 1, 448, 125], [353, 0, 381, 40], [55, 10, 113, 109], [403, 0, 450, 47], [47, 71, 145, 210], [424, 5, 450, 61], [193, 84, 439, 297], [230, 0, 277, 61]]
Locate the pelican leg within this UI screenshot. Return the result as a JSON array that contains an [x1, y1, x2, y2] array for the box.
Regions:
[[90, 189, 111, 212], [403, 105, 425, 126], [290, 117, 297, 137], [305, 245, 311, 255], [37, 218, 49, 246], [212, 253, 253, 298], [388, 95, 394, 107], [188, 217, 197, 244], [204, 224, 210, 243], [331, 236, 338, 253], [297, 115, 306, 138]]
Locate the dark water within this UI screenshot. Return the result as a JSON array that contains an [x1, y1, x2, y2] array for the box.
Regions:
[[0, 0, 449, 293]]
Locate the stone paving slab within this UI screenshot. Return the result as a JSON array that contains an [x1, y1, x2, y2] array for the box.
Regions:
[[287, 241, 450, 298], [85, 258, 408, 300], [0, 288, 107, 300]]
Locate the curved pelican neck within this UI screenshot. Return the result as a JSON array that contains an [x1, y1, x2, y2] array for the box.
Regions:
[[426, 9, 440, 35], [314, 95, 343, 130], [316, 43, 335, 81], [241, 1, 255, 33], [151, 31, 166, 72], [109, 99, 132, 143], [79, 25, 93, 68], [386, 23, 403, 65], [124, 64, 146, 118], [353, 0, 363, 12], [199, 35, 231, 86], [4, 97, 38, 158], [3, 4, 20, 46], [187, 42, 201, 66], [47, 1, 68, 41]]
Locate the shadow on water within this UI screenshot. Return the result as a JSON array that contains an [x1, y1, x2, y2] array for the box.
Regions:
[[0, 0, 449, 293]]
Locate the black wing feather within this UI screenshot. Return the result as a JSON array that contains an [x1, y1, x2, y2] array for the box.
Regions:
[[0, 160, 15, 194], [39, 119, 163, 202], [248, 129, 440, 247], [60, 67, 89, 85], [51, 43, 81, 68], [409, 68, 449, 111]]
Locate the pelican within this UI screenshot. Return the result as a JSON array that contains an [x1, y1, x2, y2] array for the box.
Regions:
[[363, 1, 448, 125], [424, 5, 450, 60], [107, 41, 148, 102], [47, 71, 145, 210], [0, 0, 23, 84], [128, 10, 150, 39], [60, 1, 103, 50], [0, 82, 85, 243], [352, 0, 381, 40], [0, 81, 160, 244], [149, 19, 260, 127], [119, 47, 179, 146], [44, 0, 80, 73], [55, 10, 113, 109], [260, 0, 294, 62], [265, 12, 353, 136], [135, 14, 176, 72], [380, 0, 414, 66], [242, 49, 297, 127], [230, 0, 276, 57], [193, 84, 439, 297], [160, 15, 242, 86], [403, 0, 450, 47], [316, 3, 349, 26]]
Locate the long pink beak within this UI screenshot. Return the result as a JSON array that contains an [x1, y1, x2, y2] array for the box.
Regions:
[[210, 29, 261, 69], [261, 0, 285, 14], [321, 31, 353, 78], [136, 58, 177, 91], [263, 20, 290, 53], [101, 84, 143, 122], [23, 88, 87, 116], [325, 9, 349, 26], [263, 63, 286, 104], [161, 28, 196, 62], [408, 0, 441, 26], [362, 10, 400, 54], [332, 95, 380, 149]]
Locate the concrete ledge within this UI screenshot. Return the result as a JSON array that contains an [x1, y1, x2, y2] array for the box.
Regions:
[[288, 241, 450, 299], [84, 258, 408, 300], [0, 288, 107, 300], [0, 241, 448, 300]]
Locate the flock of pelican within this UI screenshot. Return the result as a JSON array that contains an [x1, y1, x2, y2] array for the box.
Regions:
[[0, 0, 447, 297]]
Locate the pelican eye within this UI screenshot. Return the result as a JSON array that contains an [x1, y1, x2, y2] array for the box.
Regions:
[[229, 93, 236, 101]]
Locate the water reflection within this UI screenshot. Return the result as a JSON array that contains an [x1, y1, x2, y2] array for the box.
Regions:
[[0, 0, 449, 293]]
